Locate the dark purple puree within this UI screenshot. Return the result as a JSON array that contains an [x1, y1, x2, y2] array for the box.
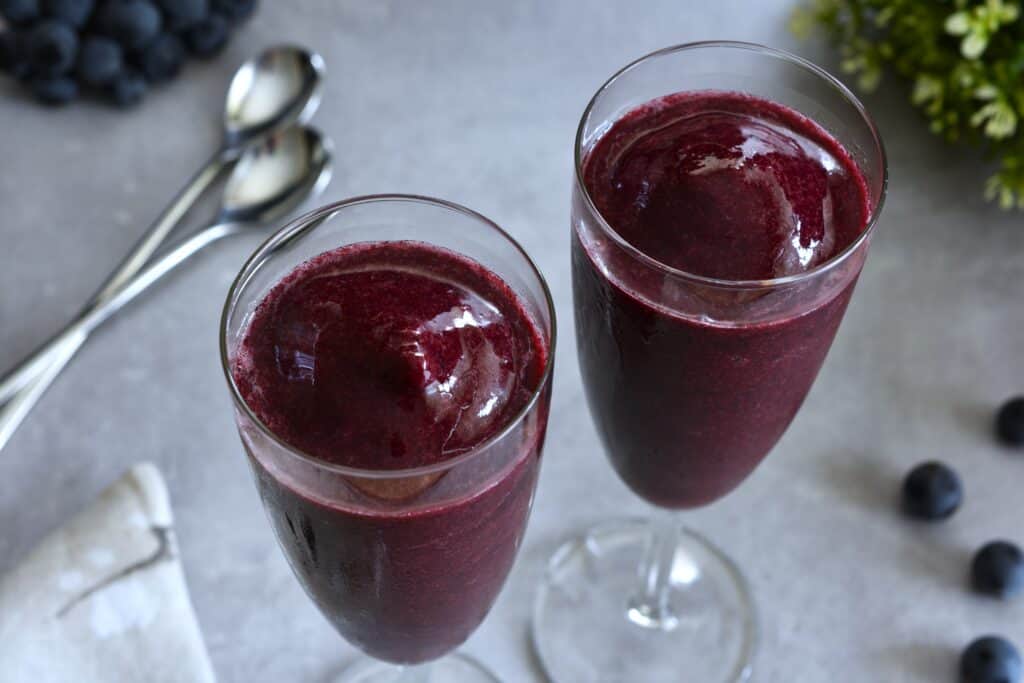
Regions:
[[575, 91, 872, 508], [232, 241, 549, 663]]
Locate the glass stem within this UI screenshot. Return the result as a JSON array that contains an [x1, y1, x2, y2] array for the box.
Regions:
[[627, 508, 681, 631], [393, 664, 432, 683]]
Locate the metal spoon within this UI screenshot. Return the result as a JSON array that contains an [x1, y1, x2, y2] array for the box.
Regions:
[[0, 45, 325, 402], [0, 126, 334, 451]]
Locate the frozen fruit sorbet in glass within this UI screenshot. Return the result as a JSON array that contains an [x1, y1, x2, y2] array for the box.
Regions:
[[223, 196, 555, 683], [532, 42, 887, 683]]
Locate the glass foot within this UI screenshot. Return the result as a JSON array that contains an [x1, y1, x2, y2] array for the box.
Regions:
[[336, 652, 500, 682], [532, 518, 758, 683]]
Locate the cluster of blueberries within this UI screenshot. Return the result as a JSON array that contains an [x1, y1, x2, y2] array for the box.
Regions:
[[901, 397, 1024, 683], [0, 0, 256, 106]]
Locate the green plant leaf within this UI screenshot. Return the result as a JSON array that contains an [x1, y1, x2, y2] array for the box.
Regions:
[[794, 0, 1024, 209]]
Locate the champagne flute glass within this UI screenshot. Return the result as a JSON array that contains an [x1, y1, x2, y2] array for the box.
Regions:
[[222, 196, 556, 682], [533, 42, 887, 682]]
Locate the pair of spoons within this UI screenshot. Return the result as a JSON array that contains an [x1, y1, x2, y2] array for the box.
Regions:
[[0, 46, 335, 451]]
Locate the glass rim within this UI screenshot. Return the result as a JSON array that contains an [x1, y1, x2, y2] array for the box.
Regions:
[[574, 40, 889, 290], [219, 193, 558, 480]]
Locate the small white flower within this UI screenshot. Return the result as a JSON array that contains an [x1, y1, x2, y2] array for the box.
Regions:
[[974, 83, 1000, 100], [945, 11, 971, 35], [962, 32, 989, 59], [971, 101, 1018, 139]]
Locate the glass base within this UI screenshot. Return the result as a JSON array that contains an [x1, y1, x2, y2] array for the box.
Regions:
[[532, 518, 758, 683], [336, 653, 500, 683]]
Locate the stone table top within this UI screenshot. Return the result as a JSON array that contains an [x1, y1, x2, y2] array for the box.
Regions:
[[2, 1, 1023, 681]]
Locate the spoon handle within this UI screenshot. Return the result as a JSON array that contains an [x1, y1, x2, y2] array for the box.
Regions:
[[0, 223, 238, 452], [0, 151, 229, 404], [91, 149, 230, 306], [0, 338, 81, 451]]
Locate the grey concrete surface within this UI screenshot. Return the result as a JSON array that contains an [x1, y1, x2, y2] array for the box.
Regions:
[[2, 1, 1023, 681]]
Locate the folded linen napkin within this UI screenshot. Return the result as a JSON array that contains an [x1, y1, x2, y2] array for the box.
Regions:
[[0, 463, 216, 683]]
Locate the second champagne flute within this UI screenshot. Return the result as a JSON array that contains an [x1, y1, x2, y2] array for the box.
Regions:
[[533, 42, 887, 682]]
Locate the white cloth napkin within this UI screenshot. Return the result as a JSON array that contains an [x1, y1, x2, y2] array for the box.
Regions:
[[0, 463, 216, 683]]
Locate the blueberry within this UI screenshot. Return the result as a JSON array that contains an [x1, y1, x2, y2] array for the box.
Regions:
[[0, 30, 18, 71], [41, 0, 94, 27], [211, 0, 253, 23], [973, 541, 1024, 599], [137, 31, 182, 81], [1, 32, 33, 80], [1, 29, 34, 80], [901, 461, 962, 520], [26, 19, 77, 76], [183, 13, 226, 58], [996, 397, 1024, 447], [154, 0, 207, 31], [98, 0, 162, 50], [30, 73, 78, 104], [106, 65, 145, 105], [961, 636, 1022, 683], [106, 66, 146, 106], [0, 0, 40, 24], [77, 36, 122, 85]]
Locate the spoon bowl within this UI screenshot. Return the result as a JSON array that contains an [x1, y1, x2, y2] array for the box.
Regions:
[[220, 126, 333, 227], [70, 125, 334, 340], [224, 46, 326, 148]]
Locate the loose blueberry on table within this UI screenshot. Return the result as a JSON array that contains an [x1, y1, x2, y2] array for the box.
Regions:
[[996, 397, 1024, 448], [901, 461, 963, 521], [0, 0, 257, 106], [972, 540, 1024, 599], [961, 636, 1022, 683]]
